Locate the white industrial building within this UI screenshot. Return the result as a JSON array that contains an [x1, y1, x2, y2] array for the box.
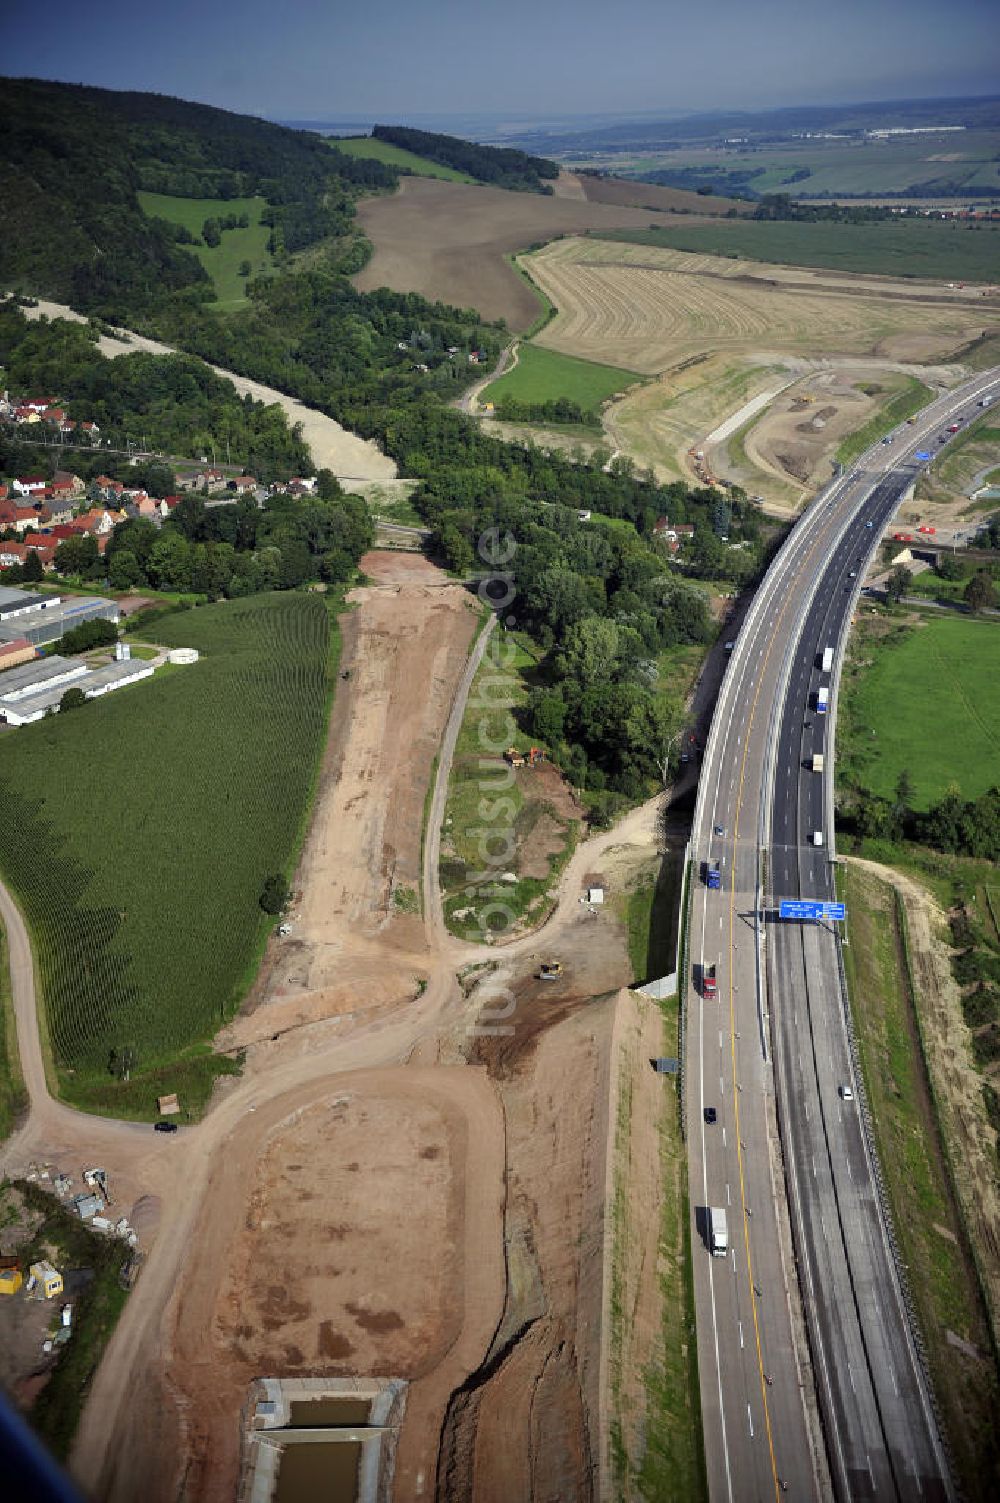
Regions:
[[0, 655, 155, 726]]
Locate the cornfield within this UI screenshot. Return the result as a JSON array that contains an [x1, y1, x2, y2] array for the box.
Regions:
[[0, 594, 332, 1080]]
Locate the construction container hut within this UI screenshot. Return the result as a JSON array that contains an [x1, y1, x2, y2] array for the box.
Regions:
[[0, 1266, 23, 1295], [29, 1261, 63, 1299]]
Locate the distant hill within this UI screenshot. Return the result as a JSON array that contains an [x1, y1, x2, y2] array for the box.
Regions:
[[371, 125, 559, 193], [0, 77, 399, 314]]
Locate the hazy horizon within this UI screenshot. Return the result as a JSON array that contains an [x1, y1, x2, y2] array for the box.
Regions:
[[2, 0, 998, 123]]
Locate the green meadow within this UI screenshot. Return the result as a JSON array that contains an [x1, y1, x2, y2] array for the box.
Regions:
[[137, 191, 272, 307]]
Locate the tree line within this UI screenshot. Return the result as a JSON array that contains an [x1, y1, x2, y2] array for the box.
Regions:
[[49, 478, 372, 599], [0, 78, 399, 317], [371, 125, 558, 192]]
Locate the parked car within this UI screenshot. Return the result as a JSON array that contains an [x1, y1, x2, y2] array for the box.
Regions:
[[838, 1084, 854, 1102], [154, 1121, 178, 1134]]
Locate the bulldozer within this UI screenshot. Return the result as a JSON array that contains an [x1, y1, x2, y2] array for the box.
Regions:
[[538, 962, 563, 982]]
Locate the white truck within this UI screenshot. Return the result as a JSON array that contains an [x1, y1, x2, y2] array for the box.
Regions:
[[816, 686, 829, 715], [812, 752, 825, 773], [820, 646, 834, 674], [709, 1206, 729, 1257]]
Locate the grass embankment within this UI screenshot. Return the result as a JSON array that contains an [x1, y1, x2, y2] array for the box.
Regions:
[[0, 594, 337, 1118], [481, 343, 637, 421], [919, 414, 1000, 506], [137, 191, 272, 307], [439, 632, 579, 940], [3, 1179, 133, 1460], [622, 847, 684, 987], [608, 982, 705, 1499], [836, 377, 933, 465], [839, 864, 1000, 1497], [588, 220, 1000, 283], [327, 135, 475, 182], [0, 921, 28, 1140], [837, 614, 1000, 809]]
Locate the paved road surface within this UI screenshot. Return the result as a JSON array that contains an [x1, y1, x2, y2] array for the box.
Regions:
[[685, 369, 1000, 1502]]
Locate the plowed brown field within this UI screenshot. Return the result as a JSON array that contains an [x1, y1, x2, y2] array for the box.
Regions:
[[353, 176, 738, 329]]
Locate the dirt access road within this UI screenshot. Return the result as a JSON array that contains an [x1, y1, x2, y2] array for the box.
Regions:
[[0, 550, 671, 1503], [16, 298, 396, 482]]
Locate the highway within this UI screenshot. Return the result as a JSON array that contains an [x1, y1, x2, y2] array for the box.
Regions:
[[685, 371, 1000, 1502]]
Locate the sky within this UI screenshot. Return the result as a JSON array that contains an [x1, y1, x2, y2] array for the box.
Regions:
[[2, 0, 998, 124]]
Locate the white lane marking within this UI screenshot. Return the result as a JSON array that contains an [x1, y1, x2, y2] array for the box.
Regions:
[[848, 1362, 856, 1395], [890, 1365, 898, 1396], [811, 1155, 817, 1179], [722, 1127, 727, 1147], [720, 1076, 725, 1096], [739, 1320, 744, 1349], [732, 1248, 737, 1274], [726, 1182, 731, 1206], [747, 1405, 754, 1439], [719, 1030, 724, 1051]]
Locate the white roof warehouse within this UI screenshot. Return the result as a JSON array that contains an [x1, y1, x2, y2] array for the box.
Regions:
[[0, 656, 155, 726]]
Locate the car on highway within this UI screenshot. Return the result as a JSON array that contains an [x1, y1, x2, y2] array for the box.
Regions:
[[704, 1107, 718, 1124], [865, 520, 873, 528], [849, 570, 857, 578], [154, 1121, 178, 1133], [839, 1084, 854, 1101]]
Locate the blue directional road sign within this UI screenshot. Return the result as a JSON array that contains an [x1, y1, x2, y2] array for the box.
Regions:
[[914, 450, 932, 462], [779, 900, 846, 921]]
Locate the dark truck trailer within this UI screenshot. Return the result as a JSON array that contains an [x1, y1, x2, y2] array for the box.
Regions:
[[703, 859, 721, 890]]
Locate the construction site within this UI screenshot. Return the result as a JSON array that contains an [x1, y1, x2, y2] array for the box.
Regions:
[[0, 548, 681, 1503]]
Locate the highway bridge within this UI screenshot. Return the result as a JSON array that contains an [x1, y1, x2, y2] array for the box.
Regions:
[[685, 370, 1000, 1502]]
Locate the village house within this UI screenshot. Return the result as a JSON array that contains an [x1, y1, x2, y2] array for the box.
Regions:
[[12, 476, 47, 497], [0, 540, 56, 570], [227, 475, 257, 494], [52, 470, 85, 499]]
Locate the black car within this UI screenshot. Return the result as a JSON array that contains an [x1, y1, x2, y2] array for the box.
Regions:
[[153, 1120, 178, 1133], [704, 1107, 718, 1125]]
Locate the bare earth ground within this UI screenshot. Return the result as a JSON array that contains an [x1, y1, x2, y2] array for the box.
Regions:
[[223, 554, 479, 1049], [16, 298, 396, 480], [352, 177, 737, 330], [847, 858, 1000, 1343], [0, 552, 679, 1503]]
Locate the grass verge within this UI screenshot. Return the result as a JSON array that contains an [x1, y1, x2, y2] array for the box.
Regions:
[[0, 919, 28, 1141], [836, 377, 933, 465], [840, 863, 1000, 1498]]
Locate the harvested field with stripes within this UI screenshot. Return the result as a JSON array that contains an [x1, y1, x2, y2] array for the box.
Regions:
[[524, 237, 1000, 374]]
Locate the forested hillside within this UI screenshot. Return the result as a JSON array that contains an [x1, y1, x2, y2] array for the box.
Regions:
[[0, 305, 309, 478], [0, 78, 397, 312], [372, 124, 558, 191], [0, 78, 768, 808]]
